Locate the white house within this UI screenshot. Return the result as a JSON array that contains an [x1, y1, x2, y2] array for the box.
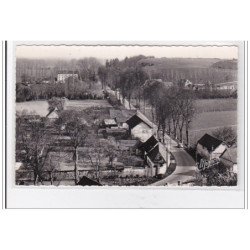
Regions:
[[196, 133, 228, 160], [126, 112, 157, 143], [146, 142, 170, 176], [57, 71, 79, 83], [214, 81, 237, 91]]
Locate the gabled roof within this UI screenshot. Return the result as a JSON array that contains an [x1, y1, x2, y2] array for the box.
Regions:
[[78, 176, 102, 186], [46, 108, 59, 118], [197, 133, 223, 152], [139, 135, 158, 153], [126, 111, 155, 129], [220, 146, 237, 164], [147, 144, 166, 163], [109, 109, 136, 123]]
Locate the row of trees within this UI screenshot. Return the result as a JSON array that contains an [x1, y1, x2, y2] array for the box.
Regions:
[[143, 81, 196, 145], [16, 80, 103, 102], [17, 58, 101, 83], [97, 56, 197, 145]]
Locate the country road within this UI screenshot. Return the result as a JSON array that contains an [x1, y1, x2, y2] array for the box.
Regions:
[[106, 86, 197, 186], [152, 134, 196, 186]]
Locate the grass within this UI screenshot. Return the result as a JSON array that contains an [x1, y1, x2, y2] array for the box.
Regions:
[[188, 111, 237, 146], [16, 99, 112, 117], [195, 98, 237, 113]]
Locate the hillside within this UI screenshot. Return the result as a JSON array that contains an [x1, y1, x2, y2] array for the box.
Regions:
[[137, 57, 221, 69], [211, 59, 238, 70]]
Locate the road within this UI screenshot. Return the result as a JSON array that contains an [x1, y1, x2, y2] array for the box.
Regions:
[[151, 134, 196, 186], [106, 86, 197, 186]]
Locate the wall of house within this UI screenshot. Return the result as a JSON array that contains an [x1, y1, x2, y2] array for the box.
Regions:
[[196, 143, 210, 159], [197, 143, 227, 160]]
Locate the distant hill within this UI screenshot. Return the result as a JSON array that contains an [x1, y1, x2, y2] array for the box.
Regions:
[[137, 57, 221, 69], [211, 59, 238, 70]]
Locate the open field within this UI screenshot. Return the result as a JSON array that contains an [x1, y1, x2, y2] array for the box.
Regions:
[[194, 98, 237, 113], [188, 110, 237, 146], [16, 99, 112, 117]]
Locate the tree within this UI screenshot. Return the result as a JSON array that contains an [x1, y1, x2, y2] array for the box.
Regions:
[[98, 65, 108, 89], [48, 97, 65, 112], [212, 126, 237, 146], [178, 89, 196, 145], [195, 163, 237, 186], [17, 119, 54, 185], [58, 110, 88, 184]]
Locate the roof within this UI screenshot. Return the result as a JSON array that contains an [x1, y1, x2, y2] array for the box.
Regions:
[[197, 133, 223, 152], [139, 135, 158, 153], [78, 176, 102, 186], [126, 111, 155, 129], [103, 119, 117, 126], [109, 109, 136, 123], [215, 81, 237, 87], [118, 140, 138, 147], [147, 144, 166, 163], [220, 146, 237, 164], [57, 70, 79, 75], [46, 108, 59, 119]]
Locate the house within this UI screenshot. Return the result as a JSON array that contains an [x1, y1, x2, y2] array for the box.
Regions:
[[219, 145, 237, 173], [146, 142, 169, 176], [102, 119, 117, 128], [178, 79, 193, 89], [214, 81, 237, 92], [196, 133, 228, 160], [77, 176, 102, 186], [57, 71, 79, 83], [138, 135, 158, 156], [109, 109, 136, 128], [126, 111, 157, 142], [46, 108, 59, 120]]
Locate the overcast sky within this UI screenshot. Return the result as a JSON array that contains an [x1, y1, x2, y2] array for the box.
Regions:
[[16, 45, 238, 60]]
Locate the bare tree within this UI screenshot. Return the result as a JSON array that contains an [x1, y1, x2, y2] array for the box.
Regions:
[[212, 126, 237, 146], [58, 110, 88, 184], [17, 119, 54, 185]]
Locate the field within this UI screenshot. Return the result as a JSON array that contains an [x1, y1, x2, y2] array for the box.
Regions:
[[194, 98, 237, 113], [16, 99, 112, 117], [138, 98, 237, 146], [188, 110, 237, 146]]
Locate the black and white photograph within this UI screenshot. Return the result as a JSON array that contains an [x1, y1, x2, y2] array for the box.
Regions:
[[14, 43, 239, 187]]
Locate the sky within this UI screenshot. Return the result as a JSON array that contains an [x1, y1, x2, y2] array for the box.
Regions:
[[16, 44, 238, 60]]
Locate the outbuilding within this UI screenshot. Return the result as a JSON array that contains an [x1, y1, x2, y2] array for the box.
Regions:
[[196, 133, 228, 160]]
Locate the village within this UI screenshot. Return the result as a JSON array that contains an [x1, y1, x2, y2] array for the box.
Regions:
[[15, 68, 238, 186]]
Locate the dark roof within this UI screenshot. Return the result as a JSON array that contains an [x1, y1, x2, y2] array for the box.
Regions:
[[139, 135, 158, 153], [197, 133, 223, 152], [126, 112, 155, 129], [77, 176, 102, 186], [147, 144, 166, 163], [126, 114, 143, 129]]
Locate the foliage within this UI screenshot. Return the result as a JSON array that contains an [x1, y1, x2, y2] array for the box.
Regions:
[[48, 97, 65, 112], [212, 126, 237, 146], [195, 164, 237, 186]]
